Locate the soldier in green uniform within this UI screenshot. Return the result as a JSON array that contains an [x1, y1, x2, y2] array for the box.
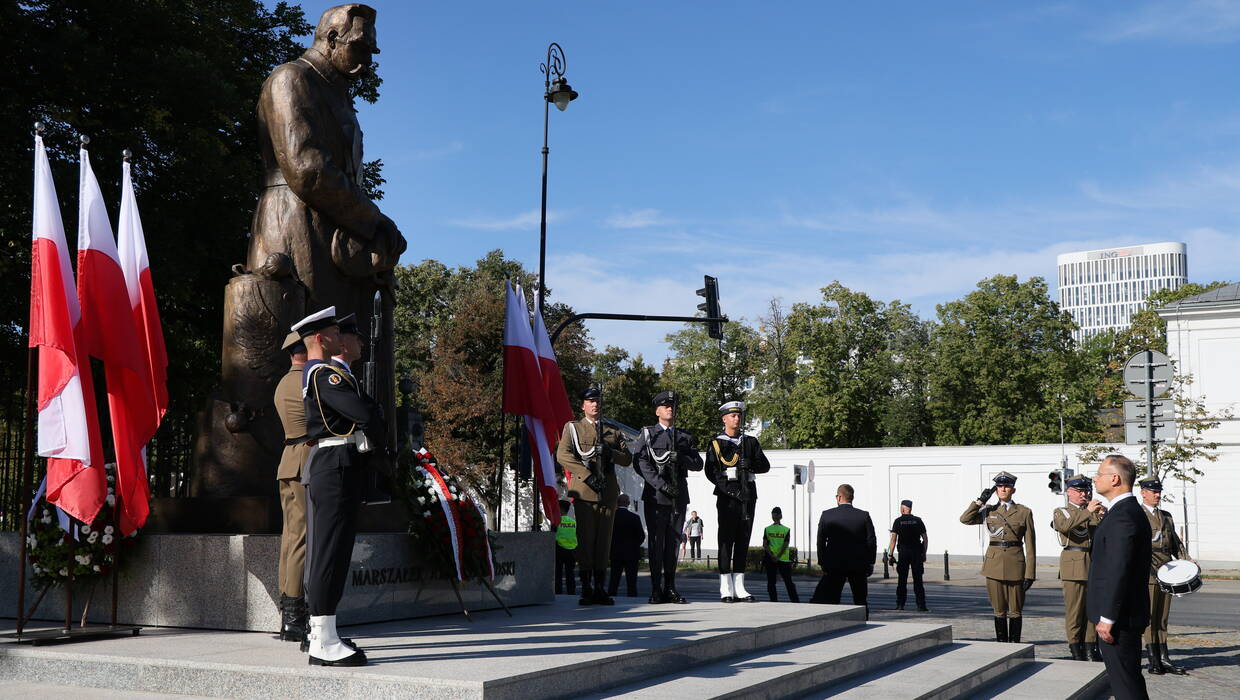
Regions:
[[1139, 477, 1188, 676], [961, 471, 1036, 642], [1052, 475, 1104, 661], [556, 386, 631, 606], [274, 331, 311, 645]]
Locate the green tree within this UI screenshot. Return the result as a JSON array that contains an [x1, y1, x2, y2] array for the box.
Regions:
[[929, 275, 1098, 445], [590, 346, 661, 431], [881, 313, 935, 447], [748, 299, 796, 448], [783, 283, 921, 448], [0, 1, 321, 493], [662, 320, 759, 443]]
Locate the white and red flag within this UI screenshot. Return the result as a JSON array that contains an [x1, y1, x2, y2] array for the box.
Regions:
[[501, 282, 560, 527], [31, 134, 106, 524], [532, 303, 574, 439], [77, 147, 157, 535], [117, 159, 168, 424]]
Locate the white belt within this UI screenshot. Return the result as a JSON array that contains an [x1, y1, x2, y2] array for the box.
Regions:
[[318, 435, 359, 448]]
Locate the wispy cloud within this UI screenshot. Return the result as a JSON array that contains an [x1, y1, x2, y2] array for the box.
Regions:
[[450, 209, 566, 231], [411, 141, 465, 160], [605, 208, 671, 229], [1092, 0, 1240, 44]]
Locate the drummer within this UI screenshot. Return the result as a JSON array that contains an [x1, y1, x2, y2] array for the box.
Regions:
[[1139, 476, 1189, 676]]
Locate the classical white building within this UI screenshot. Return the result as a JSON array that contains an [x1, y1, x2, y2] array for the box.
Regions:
[[1057, 242, 1187, 343]]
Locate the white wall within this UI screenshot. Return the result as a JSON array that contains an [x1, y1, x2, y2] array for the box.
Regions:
[[611, 443, 1240, 566], [1162, 303, 1240, 445]]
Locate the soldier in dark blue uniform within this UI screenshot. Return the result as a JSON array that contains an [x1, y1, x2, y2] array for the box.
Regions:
[[630, 391, 703, 604], [888, 499, 929, 611], [294, 306, 386, 667]]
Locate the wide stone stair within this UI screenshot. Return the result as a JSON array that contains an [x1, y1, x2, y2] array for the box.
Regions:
[[1, 599, 1107, 699]]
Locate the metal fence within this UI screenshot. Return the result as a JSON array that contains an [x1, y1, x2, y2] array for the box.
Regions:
[[0, 351, 195, 532]]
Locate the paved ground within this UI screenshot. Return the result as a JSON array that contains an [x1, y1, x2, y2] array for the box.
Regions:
[[655, 565, 1240, 699]]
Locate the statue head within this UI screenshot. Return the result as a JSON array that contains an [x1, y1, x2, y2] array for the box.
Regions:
[[312, 4, 379, 80]]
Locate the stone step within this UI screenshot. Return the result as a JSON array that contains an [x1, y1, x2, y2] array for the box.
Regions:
[[0, 600, 867, 700], [807, 640, 1033, 699], [586, 622, 953, 699], [967, 658, 1109, 700]]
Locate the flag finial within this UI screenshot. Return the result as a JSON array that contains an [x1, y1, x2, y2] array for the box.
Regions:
[[33, 121, 45, 135], [122, 149, 132, 162], [79, 134, 90, 147]]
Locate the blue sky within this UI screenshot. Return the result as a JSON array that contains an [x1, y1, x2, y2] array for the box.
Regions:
[[299, 1, 1240, 362]]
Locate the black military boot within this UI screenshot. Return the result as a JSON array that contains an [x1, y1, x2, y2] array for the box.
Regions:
[[578, 570, 595, 606], [1069, 642, 1086, 660], [1008, 617, 1022, 643], [1089, 641, 1103, 662], [1159, 643, 1187, 675], [280, 595, 308, 643], [1147, 644, 1166, 675], [994, 616, 1008, 643], [593, 570, 614, 605]]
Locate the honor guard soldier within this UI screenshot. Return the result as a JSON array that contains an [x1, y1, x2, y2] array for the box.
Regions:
[[274, 331, 311, 645], [631, 390, 703, 604], [556, 386, 632, 606], [961, 471, 1036, 642], [296, 306, 386, 667], [1139, 477, 1189, 676], [332, 313, 363, 376], [1052, 475, 1104, 661], [888, 500, 929, 612], [704, 400, 770, 603]]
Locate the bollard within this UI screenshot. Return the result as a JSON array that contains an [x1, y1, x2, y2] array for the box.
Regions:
[[943, 550, 950, 581], [882, 549, 890, 579]]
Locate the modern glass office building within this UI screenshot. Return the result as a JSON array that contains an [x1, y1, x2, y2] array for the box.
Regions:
[[1056, 242, 1187, 344]]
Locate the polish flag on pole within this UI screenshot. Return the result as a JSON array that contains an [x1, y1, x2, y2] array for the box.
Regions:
[[77, 146, 156, 534], [31, 134, 106, 524], [532, 304, 574, 442], [501, 282, 561, 527], [117, 158, 168, 424]]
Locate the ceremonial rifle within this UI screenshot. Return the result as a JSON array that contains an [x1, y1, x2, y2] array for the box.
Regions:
[[736, 405, 753, 521], [583, 383, 607, 494], [660, 392, 680, 499]]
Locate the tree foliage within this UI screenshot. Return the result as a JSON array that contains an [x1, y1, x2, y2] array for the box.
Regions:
[[0, 1, 319, 481], [590, 346, 662, 432], [662, 320, 760, 443], [782, 283, 927, 448], [748, 299, 796, 448], [928, 275, 1099, 445]]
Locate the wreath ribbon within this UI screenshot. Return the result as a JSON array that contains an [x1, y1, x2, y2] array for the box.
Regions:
[[419, 462, 464, 581]]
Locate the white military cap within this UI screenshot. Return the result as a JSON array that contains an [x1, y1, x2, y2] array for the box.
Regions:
[[718, 401, 745, 416], [291, 306, 338, 338]]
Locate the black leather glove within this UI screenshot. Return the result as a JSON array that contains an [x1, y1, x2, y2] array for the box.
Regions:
[[977, 487, 995, 503], [661, 481, 680, 499], [666, 450, 679, 463], [739, 457, 750, 472], [584, 470, 607, 494], [1022, 578, 1034, 592]]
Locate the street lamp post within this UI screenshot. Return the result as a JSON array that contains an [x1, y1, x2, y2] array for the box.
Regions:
[[537, 42, 579, 314]]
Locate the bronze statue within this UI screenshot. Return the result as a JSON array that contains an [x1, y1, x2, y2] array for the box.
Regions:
[[191, 4, 405, 501]]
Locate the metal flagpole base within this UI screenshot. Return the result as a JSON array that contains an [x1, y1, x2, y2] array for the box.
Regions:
[[7, 623, 142, 646]]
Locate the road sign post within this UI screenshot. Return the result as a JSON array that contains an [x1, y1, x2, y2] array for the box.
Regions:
[[1123, 349, 1175, 475]]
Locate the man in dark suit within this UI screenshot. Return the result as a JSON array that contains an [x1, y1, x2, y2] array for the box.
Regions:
[[811, 484, 877, 618], [608, 494, 646, 597], [1087, 454, 1151, 700]]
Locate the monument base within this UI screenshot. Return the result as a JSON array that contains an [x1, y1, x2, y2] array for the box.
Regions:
[[144, 497, 412, 534], [0, 531, 551, 632]]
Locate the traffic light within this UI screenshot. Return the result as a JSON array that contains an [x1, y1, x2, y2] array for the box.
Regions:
[[1048, 471, 1063, 494], [696, 275, 722, 340]]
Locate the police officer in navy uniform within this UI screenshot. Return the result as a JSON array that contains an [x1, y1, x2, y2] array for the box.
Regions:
[[888, 500, 929, 612], [630, 390, 703, 604], [295, 306, 386, 667], [704, 400, 770, 603]]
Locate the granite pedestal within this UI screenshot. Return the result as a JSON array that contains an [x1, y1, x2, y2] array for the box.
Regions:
[[0, 531, 552, 632]]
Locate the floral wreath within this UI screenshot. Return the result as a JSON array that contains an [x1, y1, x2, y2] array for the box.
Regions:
[[401, 447, 495, 581], [26, 462, 137, 589]]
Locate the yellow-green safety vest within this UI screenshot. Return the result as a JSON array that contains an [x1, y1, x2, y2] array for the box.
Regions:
[[764, 523, 790, 562], [556, 515, 578, 550]]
